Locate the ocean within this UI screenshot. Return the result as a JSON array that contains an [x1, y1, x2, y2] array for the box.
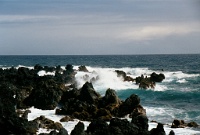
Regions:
[[0, 54, 200, 135]]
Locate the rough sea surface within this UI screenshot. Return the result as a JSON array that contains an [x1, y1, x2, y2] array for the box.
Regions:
[[0, 54, 200, 134]]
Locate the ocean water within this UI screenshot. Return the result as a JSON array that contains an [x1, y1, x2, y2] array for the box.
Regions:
[[0, 54, 200, 134]]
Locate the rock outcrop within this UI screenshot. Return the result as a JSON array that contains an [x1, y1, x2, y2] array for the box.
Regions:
[[136, 72, 165, 89], [171, 119, 199, 128]]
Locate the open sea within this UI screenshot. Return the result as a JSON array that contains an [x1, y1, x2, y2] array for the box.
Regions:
[[0, 54, 200, 135]]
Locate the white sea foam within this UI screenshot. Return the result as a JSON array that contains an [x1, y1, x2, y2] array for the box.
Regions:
[[176, 79, 188, 83], [75, 67, 138, 93], [16, 65, 34, 70], [74, 66, 171, 92], [37, 70, 55, 76], [164, 71, 199, 81], [145, 106, 183, 123]]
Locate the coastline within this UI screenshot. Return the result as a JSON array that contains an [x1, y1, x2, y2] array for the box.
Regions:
[[0, 64, 200, 134]]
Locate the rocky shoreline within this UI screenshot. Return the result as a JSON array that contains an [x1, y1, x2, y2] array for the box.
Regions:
[[0, 65, 198, 135]]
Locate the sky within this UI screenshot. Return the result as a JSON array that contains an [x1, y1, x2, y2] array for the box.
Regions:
[[0, 0, 200, 55]]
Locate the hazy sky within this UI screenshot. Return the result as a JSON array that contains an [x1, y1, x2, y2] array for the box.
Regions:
[[0, 0, 200, 55]]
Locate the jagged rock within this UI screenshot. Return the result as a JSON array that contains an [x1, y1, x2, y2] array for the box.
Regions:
[[99, 88, 121, 108], [139, 79, 155, 89], [132, 114, 148, 131], [171, 119, 186, 128], [60, 116, 74, 122], [58, 128, 68, 135], [78, 65, 89, 72], [150, 123, 166, 135], [49, 122, 63, 131], [109, 118, 139, 135], [23, 77, 63, 110], [150, 72, 165, 82], [115, 70, 135, 82], [95, 108, 112, 121], [131, 105, 146, 117], [0, 83, 38, 134], [66, 64, 74, 73], [72, 111, 91, 121], [104, 88, 121, 105], [16, 86, 33, 109], [60, 88, 80, 104], [115, 70, 126, 79], [87, 119, 110, 135], [169, 130, 175, 135], [124, 76, 135, 82], [33, 116, 63, 131], [79, 82, 101, 104], [187, 121, 198, 127], [118, 94, 140, 117], [71, 121, 86, 135], [21, 110, 31, 119], [135, 75, 145, 84], [135, 72, 165, 89], [34, 64, 43, 71]]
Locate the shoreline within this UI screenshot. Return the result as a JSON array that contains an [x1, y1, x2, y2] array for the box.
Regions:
[[0, 64, 199, 134]]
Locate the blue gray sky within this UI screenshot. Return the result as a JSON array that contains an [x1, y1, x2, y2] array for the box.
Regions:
[[0, 0, 200, 55]]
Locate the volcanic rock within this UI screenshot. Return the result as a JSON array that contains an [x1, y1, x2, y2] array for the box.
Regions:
[[118, 94, 140, 117], [71, 121, 86, 135], [79, 82, 101, 104], [150, 123, 166, 135], [78, 65, 89, 72], [150, 72, 165, 82]]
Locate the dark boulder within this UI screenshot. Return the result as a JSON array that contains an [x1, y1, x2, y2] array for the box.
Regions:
[[72, 111, 91, 121], [135, 75, 155, 89], [109, 118, 139, 135], [24, 78, 63, 110], [99, 88, 121, 108], [131, 114, 148, 131], [60, 116, 74, 122], [169, 130, 175, 135], [34, 64, 43, 71], [139, 79, 155, 89], [150, 72, 165, 82], [87, 119, 110, 135], [79, 82, 101, 104], [21, 110, 31, 119], [150, 123, 166, 135], [124, 76, 135, 82], [15, 86, 33, 109], [78, 65, 89, 72], [187, 121, 198, 128], [71, 121, 86, 135], [118, 94, 140, 117], [58, 128, 68, 135], [60, 88, 80, 104], [130, 105, 146, 117], [66, 64, 74, 73], [95, 108, 112, 121], [32, 115, 63, 130], [63, 64, 76, 83], [115, 70, 126, 79], [135, 75, 144, 84], [171, 119, 186, 128], [115, 70, 135, 82]]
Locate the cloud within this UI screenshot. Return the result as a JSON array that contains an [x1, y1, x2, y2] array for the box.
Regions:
[[120, 23, 200, 41], [0, 15, 59, 24]]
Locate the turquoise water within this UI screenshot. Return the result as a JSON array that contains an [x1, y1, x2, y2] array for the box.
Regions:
[[0, 54, 200, 126]]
